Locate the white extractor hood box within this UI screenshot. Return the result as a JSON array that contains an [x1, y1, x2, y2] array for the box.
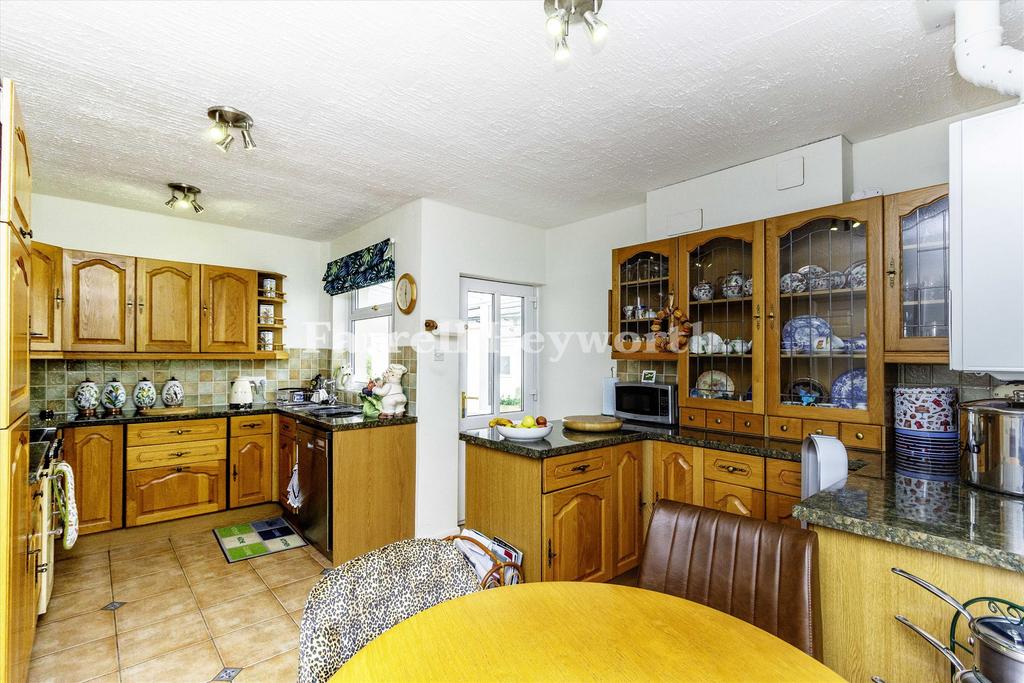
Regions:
[[949, 104, 1024, 380], [646, 136, 850, 241]]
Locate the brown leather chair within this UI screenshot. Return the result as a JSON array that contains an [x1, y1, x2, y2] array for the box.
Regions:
[[638, 500, 822, 659]]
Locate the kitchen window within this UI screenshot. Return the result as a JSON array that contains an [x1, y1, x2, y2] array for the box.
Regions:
[[350, 281, 393, 384]]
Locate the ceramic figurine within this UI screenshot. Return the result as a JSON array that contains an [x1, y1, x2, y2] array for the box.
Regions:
[[719, 270, 745, 299], [74, 378, 100, 417], [133, 378, 157, 411], [371, 364, 408, 417], [101, 377, 127, 415], [691, 281, 714, 301], [161, 377, 185, 407]]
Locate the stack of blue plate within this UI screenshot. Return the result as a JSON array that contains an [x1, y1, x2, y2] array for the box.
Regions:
[[894, 428, 959, 481]]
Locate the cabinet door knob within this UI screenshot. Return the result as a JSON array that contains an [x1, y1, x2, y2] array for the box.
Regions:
[[687, 415, 695, 422], [714, 418, 722, 425], [815, 429, 824, 435], [780, 424, 789, 432], [743, 420, 752, 428], [856, 432, 865, 440]]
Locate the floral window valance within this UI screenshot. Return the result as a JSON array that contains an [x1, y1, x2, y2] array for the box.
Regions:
[[322, 238, 395, 296]]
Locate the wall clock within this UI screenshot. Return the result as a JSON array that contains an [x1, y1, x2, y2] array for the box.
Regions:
[[396, 273, 417, 314]]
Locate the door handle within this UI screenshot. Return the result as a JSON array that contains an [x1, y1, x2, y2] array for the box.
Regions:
[[232, 464, 238, 481], [169, 451, 190, 458], [19, 227, 32, 239], [54, 290, 63, 308], [547, 539, 557, 568], [767, 308, 775, 329], [460, 392, 479, 419], [753, 304, 761, 330], [886, 257, 897, 288]]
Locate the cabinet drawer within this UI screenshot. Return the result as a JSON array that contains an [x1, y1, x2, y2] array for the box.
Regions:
[[679, 407, 706, 428], [704, 450, 764, 488], [803, 419, 839, 438], [279, 416, 297, 438], [706, 411, 734, 431], [127, 419, 227, 446], [766, 492, 801, 528], [543, 448, 612, 493], [127, 439, 226, 471], [126, 461, 226, 527], [841, 423, 883, 451], [765, 458, 802, 497], [703, 480, 765, 520], [733, 414, 765, 435], [768, 416, 801, 439], [231, 414, 273, 436]]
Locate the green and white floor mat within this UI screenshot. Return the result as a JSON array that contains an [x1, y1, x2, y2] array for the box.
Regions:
[[213, 517, 307, 562]]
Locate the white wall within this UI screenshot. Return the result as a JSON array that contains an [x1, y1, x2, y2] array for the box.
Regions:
[[540, 204, 646, 418], [31, 194, 332, 348]]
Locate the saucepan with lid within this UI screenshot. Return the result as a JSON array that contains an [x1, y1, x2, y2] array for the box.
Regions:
[[892, 568, 1024, 683], [961, 391, 1024, 497]]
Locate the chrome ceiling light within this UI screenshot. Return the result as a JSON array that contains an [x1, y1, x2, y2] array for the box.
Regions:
[[543, 0, 608, 61], [206, 106, 255, 152], [165, 183, 204, 214]]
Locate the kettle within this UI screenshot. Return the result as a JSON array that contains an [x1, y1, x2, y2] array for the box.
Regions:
[[229, 376, 259, 409]]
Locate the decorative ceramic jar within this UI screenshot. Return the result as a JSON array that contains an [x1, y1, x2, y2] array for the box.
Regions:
[[74, 378, 100, 417], [133, 378, 157, 411], [259, 330, 274, 351], [691, 281, 714, 302], [100, 377, 127, 415], [742, 277, 754, 297], [262, 277, 277, 297], [161, 377, 184, 407], [719, 270, 745, 299]]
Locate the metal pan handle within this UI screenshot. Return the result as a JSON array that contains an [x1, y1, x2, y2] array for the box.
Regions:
[[892, 567, 974, 623], [894, 615, 967, 673]]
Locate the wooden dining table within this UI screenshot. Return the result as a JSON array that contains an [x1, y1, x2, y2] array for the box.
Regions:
[[331, 581, 844, 681]]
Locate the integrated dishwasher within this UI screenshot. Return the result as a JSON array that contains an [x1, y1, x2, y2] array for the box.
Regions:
[[294, 425, 332, 560]]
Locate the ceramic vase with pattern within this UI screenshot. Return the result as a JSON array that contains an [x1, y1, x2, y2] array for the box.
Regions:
[[74, 379, 100, 418], [161, 377, 185, 407], [133, 378, 157, 411], [100, 378, 127, 415]]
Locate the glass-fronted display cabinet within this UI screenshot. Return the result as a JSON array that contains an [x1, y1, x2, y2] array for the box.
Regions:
[[611, 238, 679, 358], [680, 222, 764, 413], [765, 198, 884, 424], [883, 184, 950, 360]]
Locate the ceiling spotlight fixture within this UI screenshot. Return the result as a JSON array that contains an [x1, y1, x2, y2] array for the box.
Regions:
[[543, 0, 608, 60], [206, 106, 255, 152], [165, 183, 204, 215]]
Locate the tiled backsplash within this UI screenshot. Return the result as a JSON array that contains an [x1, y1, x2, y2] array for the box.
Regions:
[[325, 345, 419, 417], [31, 349, 332, 415], [896, 364, 999, 403], [615, 360, 678, 386]]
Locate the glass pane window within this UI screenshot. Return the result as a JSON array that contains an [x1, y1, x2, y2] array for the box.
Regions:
[[901, 196, 950, 338], [499, 296, 524, 413], [352, 316, 391, 383], [356, 282, 393, 310], [465, 291, 494, 417]]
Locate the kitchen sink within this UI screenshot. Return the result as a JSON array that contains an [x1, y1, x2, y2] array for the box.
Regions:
[[308, 406, 363, 418]]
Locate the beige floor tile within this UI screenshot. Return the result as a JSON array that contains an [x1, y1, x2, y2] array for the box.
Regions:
[[247, 547, 308, 570], [234, 647, 299, 681], [52, 566, 111, 597], [202, 589, 286, 637], [114, 586, 198, 632], [39, 586, 112, 625], [253, 555, 323, 588], [174, 541, 228, 567], [306, 546, 334, 568], [214, 614, 298, 669], [270, 574, 321, 612], [289, 609, 304, 627], [54, 552, 109, 575], [116, 609, 210, 668], [31, 610, 115, 659], [84, 672, 120, 683], [190, 569, 265, 609], [119, 639, 223, 683], [182, 556, 252, 584], [107, 537, 172, 563], [112, 567, 187, 602], [109, 550, 180, 582], [27, 635, 117, 682], [169, 529, 221, 550]]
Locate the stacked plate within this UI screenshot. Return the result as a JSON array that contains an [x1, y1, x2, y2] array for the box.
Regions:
[[893, 386, 959, 481]]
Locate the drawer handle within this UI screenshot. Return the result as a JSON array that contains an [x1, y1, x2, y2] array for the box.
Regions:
[[743, 420, 752, 428], [718, 464, 748, 475], [856, 432, 865, 440], [814, 429, 824, 435], [780, 424, 789, 432], [714, 418, 722, 425], [241, 422, 261, 429], [170, 451, 191, 458], [175, 466, 189, 472], [570, 463, 591, 473], [175, 429, 192, 435], [687, 415, 695, 422]]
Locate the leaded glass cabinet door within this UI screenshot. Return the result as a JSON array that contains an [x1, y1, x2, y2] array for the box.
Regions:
[[765, 198, 884, 425], [883, 184, 950, 359], [680, 222, 764, 414], [611, 238, 679, 359]]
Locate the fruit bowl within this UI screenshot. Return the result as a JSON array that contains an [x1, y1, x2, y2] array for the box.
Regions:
[[496, 424, 554, 441]]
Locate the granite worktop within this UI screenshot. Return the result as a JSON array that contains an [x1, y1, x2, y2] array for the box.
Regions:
[[32, 403, 417, 433], [460, 420, 873, 470], [794, 475, 1024, 574]]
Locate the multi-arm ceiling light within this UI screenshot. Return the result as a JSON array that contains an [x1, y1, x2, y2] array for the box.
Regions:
[[544, 0, 608, 61], [206, 106, 256, 152], [165, 183, 204, 214]]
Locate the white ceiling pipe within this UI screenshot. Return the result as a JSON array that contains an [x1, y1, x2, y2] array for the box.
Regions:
[[953, 0, 1024, 97]]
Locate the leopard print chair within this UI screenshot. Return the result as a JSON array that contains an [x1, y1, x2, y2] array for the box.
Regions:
[[297, 538, 482, 683]]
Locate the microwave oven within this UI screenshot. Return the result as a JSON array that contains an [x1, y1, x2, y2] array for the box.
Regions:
[[614, 382, 677, 425]]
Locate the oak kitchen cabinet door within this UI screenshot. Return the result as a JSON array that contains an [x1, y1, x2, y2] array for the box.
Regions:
[[126, 461, 226, 527], [2, 224, 30, 428], [200, 265, 256, 353], [1, 78, 32, 237], [29, 241, 62, 352], [63, 425, 124, 535], [542, 477, 613, 583], [62, 249, 136, 352], [277, 421, 296, 508], [703, 480, 765, 520], [652, 442, 703, 507], [765, 492, 800, 528], [230, 433, 272, 507], [2, 415, 36, 683], [611, 443, 643, 576], [136, 258, 200, 353]]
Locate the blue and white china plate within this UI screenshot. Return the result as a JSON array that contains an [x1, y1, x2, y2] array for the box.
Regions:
[[830, 368, 867, 408], [779, 272, 807, 294], [797, 264, 827, 278], [787, 378, 826, 405], [844, 260, 868, 289], [781, 316, 832, 351]]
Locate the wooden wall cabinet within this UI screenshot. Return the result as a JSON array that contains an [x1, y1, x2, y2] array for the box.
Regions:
[[652, 442, 703, 506], [201, 265, 257, 353], [136, 258, 200, 353], [1, 78, 32, 238], [63, 249, 136, 352], [611, 238, 680, 359], [230, 433, 273, 508], [29, 241, 62, 352], [2, 224, 30, 428], [542, 477, 614, 583], [611, 443, 643, 576], [63, 425, 124, 535], [127, 462, 227, 527], [883, 184, 950, 362], [2, 415, 37, 683]]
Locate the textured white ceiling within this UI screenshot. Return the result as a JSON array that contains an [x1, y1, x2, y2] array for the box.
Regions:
[[1, 0, 1020, 240]]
